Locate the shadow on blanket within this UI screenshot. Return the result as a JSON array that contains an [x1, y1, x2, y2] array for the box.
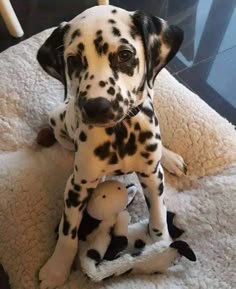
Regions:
[[0, 264, 10, 289]]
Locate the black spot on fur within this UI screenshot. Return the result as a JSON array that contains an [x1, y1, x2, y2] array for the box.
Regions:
[[139, 131, 153, 144], [99, 80, 106, 87], [74, 141, 78, 152], [87, 249, 101, 265], [78, 210, 101, 241], [134, 239, 146, 249], [139, 172, 149, 178], [109, 152, 118, 164], [108, 19, 116, 24], [71, 29, 81, 40], [94, 141, 110, 160], [78, 42, 84, 51], [112, 27, 121, 37], [158, 170, 163, 180], [90, 74, 94, 79], [125, 133, 137, 155], [103, 43, 109, 54], [147, 160, 153, 165], [140, 182, 147, 188], [146, 143, 158, 152], [71, 227, 77, 239], [111, 9, 117, 13], [63, 213, 70, 235], [134, 122, 141, 130], [158, 182, 164, 196], [141, 151, 150, 159], [141, 106, 154, 120], [60, 111, 66, 121], [50, 118, 56, 126], [96, 30, 102, 35], [81, 179, 87, 184], [79, 131, 87, 142], [116, 93, 123, 101], [66, 190, 80, 208], [109, 77, 115, 85], [120, 38, 129, 44], [107, 86, 115, 95]]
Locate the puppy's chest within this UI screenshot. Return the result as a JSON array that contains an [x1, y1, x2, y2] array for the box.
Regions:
[[75, 112, 161, 174]]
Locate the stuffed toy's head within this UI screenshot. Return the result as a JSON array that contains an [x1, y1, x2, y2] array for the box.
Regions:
[[87, 180, 128, 220]]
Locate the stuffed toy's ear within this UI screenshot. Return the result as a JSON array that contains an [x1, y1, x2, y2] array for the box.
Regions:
[[37, 22, 70, 98], [131, 11, 184, 88]]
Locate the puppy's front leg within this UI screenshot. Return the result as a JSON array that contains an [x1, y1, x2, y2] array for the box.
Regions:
[[138, 163, 170, 243], [39, 173, 97, 289]]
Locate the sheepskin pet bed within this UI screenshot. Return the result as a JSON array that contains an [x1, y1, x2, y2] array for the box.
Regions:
[[0, 28, 236, 289]]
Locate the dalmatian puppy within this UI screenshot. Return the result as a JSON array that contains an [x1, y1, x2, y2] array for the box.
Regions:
[[37, 4, 186, 289], [77, 180, 196, 281]]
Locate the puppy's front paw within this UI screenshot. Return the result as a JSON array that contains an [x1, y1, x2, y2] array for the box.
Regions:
[[39, 256, 70, 289], [162, 147, 187, 177]]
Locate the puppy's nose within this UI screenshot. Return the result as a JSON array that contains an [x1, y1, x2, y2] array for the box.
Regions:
[[83, 97, 113, 122]]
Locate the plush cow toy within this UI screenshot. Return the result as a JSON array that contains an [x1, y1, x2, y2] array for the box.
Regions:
[[74, 180, 196, 281]]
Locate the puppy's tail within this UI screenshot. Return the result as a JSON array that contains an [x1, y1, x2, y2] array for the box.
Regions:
[[80, 240, 196, 282], [98, 0, 109, 5]]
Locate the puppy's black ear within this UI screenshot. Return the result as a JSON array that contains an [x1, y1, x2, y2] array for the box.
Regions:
[[37, 23, 70, 98], [132, 11, 184, 87]]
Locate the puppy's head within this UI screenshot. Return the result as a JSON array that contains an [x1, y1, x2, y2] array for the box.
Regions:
[[37, 6, 183, 127]]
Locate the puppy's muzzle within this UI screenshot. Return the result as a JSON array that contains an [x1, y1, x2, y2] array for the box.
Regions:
[[82, 97, 115, 124]]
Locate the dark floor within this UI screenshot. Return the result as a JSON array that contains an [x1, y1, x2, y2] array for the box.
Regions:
[[0, 0, 236, 287]]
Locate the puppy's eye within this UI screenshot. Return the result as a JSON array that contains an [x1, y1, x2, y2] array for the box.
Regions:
[[117, 50, 133, 63]]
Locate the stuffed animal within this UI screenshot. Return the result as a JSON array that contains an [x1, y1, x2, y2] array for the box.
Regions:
[[74, 180, 196, 281]]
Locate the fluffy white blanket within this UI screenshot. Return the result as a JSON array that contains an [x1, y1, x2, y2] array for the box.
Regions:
[[0, 29, 236, 289]]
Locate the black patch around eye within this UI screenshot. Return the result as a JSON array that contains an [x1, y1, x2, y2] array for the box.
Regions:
[[112, 27, 121, 37], [67, 55, 83, 80], [107, 87, 115, 95], [71, 29, 81, 40], [108, 19, 116, 24]]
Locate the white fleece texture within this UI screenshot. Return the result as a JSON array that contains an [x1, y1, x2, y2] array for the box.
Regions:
[[0, 29, 236, 289]]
